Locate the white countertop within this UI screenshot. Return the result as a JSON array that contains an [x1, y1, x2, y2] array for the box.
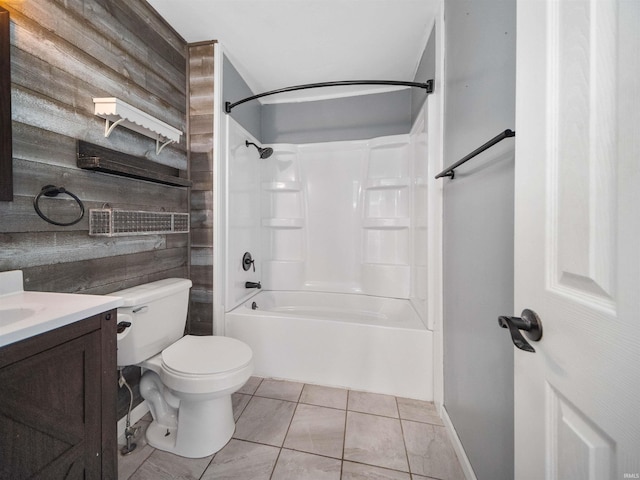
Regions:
[[0, 271, 123, 348]]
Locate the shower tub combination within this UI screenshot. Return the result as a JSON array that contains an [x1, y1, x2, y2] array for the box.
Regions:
[[226, 290, 433, 400], [224, 121, 433, 400]]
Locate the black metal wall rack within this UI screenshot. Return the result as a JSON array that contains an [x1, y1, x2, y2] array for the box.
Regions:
[[435, 129, 515, 180]]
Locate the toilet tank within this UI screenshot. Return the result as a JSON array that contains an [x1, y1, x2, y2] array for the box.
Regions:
[[110, 278, 192, 367]]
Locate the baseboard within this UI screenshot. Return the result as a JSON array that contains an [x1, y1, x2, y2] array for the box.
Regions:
[[117, 400, 150, 444], [441, 405, 478, 480]]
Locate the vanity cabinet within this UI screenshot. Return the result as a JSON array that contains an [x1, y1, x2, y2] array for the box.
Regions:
[[0, 309, 117, 479]]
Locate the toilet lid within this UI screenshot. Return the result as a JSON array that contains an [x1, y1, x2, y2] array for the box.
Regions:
[[161, 335, 252, 376]]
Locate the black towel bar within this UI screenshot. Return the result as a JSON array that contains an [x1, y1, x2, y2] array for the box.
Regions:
[[435, 129, 515, 180]]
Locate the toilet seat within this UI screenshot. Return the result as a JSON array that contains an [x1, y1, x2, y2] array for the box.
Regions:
[[162, 335, 253, 376], [155, 335, 254, 395]]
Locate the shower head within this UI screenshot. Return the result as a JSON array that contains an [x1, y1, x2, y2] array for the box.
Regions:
[[246, 141, 274, 159]]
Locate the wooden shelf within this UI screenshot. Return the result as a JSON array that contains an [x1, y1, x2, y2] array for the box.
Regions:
[[77, 141, 191, 187]]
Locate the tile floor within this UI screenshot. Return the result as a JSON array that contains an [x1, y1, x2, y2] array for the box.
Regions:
[[118, 377, 465, 480]]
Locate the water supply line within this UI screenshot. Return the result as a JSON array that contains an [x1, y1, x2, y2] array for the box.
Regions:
[[119, 368, 138, 455]]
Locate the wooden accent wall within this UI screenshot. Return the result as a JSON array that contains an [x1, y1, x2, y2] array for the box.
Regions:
[[0, 0, 189, 420], [187, 42, 215, 335], [0, 0, 188, 293]]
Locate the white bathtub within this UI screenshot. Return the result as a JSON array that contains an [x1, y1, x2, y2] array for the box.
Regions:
[[225, 291, 433, 400]]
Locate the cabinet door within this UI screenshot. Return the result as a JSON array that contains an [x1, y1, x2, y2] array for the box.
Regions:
[[0, 329, 102, 479]]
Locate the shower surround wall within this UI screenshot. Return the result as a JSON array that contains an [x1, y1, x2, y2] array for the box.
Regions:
[[225, 114, 429, 319], [262, 136, 416, 300]]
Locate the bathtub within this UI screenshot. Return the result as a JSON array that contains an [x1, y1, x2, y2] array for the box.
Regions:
[[225, 291, 433, 400]]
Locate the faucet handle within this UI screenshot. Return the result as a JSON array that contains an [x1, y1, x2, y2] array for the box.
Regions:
[[244, 281, 261, 289], [242, 252, 255, 272]]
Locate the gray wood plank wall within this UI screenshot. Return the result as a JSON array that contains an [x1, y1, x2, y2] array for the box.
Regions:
[[0, 0, 189, 420], [187, 42, 215, 336], [0, 0, 188, 292]]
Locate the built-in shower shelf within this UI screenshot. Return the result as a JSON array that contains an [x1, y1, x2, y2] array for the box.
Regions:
[[362, 218, 410, 229], [261, 181, 301, 192], [364, 178, 410, 189], [262, 218, 304, 229]]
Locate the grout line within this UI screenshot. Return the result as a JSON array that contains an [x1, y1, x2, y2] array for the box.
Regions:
[[397, 395, 413, 476], [253, 394, 300, 403], [233, 392, 252, 420], [341, 389, 350, 478], [295, 383, 304, 403], [280, 396, 300, 448], [279, 446, 344, 463], [197, 450, 216, 480], [270, 385, 300, 480], [342, 459, 415, 477]]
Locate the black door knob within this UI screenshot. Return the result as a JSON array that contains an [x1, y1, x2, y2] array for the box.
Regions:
[[498, 309, 543, 353]]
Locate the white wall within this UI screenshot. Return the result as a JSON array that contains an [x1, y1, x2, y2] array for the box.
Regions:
[[442, 1, 516, 479], [224, 118, 263, 311]]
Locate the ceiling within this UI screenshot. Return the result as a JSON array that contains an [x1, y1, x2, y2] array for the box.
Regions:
[[147, 0, 438, 103]]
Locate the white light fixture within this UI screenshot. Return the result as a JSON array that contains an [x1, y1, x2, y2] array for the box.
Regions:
[[93, 97, 182, 155]]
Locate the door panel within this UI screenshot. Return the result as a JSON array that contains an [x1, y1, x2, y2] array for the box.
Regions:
[[549, 0, 617, 307], [514, 0, 639, 478], [547, 385, 614, 480]]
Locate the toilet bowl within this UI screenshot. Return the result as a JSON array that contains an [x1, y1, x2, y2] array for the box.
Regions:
[[111, 278, 253, 458]]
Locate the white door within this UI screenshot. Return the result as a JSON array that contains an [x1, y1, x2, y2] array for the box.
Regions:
[[514, 0, 640, 479]]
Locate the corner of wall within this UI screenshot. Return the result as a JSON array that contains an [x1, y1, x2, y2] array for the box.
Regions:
[[187, 41, 216, 336]]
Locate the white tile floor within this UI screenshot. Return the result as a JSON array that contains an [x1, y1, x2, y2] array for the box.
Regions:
[[118, 377, 465, 480]]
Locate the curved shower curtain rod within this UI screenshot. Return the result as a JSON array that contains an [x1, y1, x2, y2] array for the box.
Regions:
[[224, 79, 434, 113]]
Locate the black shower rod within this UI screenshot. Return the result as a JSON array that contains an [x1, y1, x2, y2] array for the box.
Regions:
[[224, 79, 434, 113]]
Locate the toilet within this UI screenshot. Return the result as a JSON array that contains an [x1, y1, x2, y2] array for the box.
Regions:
[[112, 278, 253, 458]]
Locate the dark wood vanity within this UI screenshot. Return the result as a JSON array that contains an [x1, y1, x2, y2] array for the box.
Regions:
[[0, 310, 117, 479]]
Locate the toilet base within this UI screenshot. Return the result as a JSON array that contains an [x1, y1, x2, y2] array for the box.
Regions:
[[146, 393, 236, 458]]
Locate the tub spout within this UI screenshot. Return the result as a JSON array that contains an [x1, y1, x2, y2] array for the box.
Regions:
[[245, 281, 261, 289]]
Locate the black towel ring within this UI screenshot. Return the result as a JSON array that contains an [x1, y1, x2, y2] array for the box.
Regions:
[[33, 185, 85, 226]]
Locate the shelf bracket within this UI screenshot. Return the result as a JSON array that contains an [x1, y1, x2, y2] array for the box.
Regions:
[[156, 137, 175, 155], [104, 118, 125, 138]]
